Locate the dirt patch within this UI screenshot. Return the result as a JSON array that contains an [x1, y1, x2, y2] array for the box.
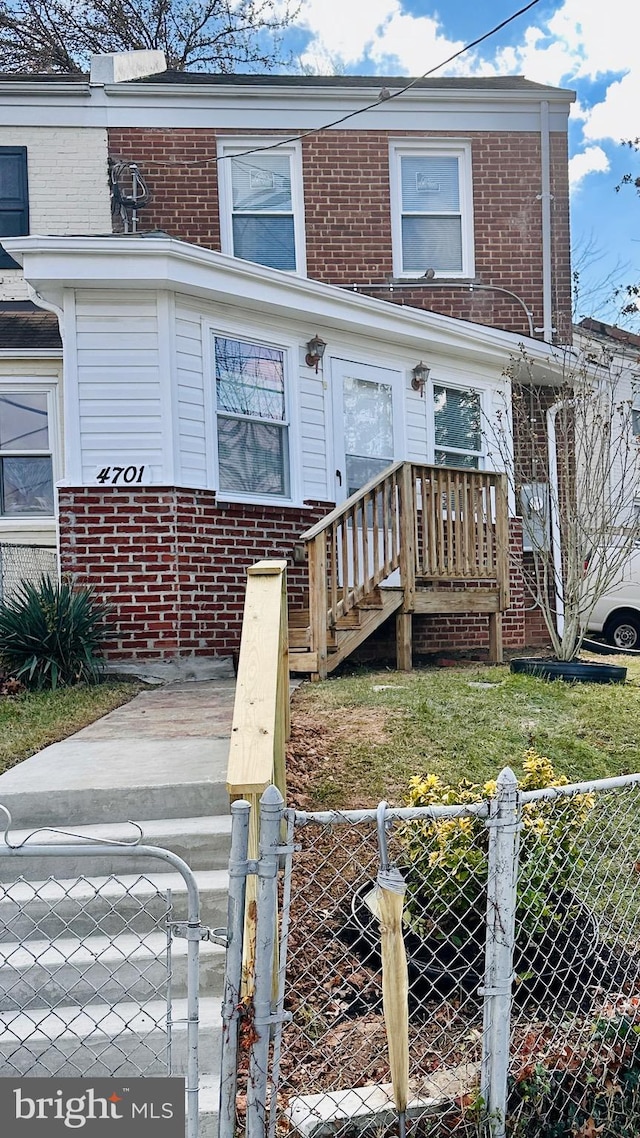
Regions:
[[286, 704, 392, 810]]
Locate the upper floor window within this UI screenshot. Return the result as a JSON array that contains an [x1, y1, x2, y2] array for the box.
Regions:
[[0, 390, 54, 516], [0, 147, 28, 269], [214, 335, 290, 499], [217, 141, 306, 274], [390, 142, 474, 278], [433, 384, 482, 468]]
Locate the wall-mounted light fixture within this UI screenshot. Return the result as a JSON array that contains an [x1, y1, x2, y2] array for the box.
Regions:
[[305, 334, 327, 372], [411, 360, 430, 396]]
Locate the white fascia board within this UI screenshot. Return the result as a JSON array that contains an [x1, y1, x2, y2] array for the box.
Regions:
[[6, 234, 559, 373], [0, 80, 573, 131]]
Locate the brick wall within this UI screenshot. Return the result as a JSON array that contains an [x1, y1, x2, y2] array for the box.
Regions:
[[58, 486, 328, 658], [0, 126, 111, 302], [107, 127, 572, 338], [59, 486, 530, 663]]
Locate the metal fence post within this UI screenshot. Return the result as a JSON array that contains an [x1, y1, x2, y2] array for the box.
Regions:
[[220, 798, 251, 1138], [481, 766, 521, 1138], [246, 784, 284, 1138]]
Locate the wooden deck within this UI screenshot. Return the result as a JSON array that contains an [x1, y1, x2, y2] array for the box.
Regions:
[[288, 462, 510, 679]]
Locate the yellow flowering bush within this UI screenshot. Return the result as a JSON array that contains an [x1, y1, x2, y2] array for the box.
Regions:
[[402, 751, 594, 947]]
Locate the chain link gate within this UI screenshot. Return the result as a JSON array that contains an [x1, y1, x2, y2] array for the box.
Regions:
[[0, 804, 217, 1138], [223, 772, 640, 1138]]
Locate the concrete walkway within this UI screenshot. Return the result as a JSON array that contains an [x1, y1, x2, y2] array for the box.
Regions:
[[0, 674, 235, 830], [0, 671, 237, 1137]]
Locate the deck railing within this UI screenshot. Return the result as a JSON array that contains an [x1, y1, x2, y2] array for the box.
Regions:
[[299, 462, 510, 677]]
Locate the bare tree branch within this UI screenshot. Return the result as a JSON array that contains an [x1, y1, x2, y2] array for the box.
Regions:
[[0, 0, 298, 73], [486, 333, 640, 660]]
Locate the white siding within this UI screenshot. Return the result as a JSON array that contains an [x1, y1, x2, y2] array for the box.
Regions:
[[406, 386, 428, 463], [74, 291, 165, 482], [297, 347, 329, 501], [175, 305, 207, 488]]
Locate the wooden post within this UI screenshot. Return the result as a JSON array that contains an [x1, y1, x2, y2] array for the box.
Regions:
[[488, 611, 504, 664], [397, 463, 416, 670], [226, 559, 290, 993], [308, 534, 328, 680]]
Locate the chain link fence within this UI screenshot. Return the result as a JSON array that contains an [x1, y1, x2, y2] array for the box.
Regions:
[[0, 542, 57, 603], [224, 772, 640, 1138], [0, 873, 171, 1078], [0, 821, 210, 1138]]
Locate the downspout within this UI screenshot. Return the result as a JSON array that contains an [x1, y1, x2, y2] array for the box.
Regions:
[[539, 101, 554, 342], [546, 400, 564, 639]]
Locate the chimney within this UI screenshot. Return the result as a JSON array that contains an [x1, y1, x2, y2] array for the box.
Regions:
[[90, 50, 167, 85]]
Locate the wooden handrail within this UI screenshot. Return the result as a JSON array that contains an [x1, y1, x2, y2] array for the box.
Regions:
[[299, 460, 405, 541], [226, 559, 289, 800], [226, 559, 290, 997], [299, 461, 510, 678]]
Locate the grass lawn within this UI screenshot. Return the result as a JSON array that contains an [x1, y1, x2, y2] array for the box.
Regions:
[[0, 680, 144, 777], [289, 653, 640, 809]]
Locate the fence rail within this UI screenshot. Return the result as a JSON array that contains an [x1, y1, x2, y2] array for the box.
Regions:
[[223, 769, 640, 1138]]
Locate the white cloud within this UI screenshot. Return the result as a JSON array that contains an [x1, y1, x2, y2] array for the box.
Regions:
[[568, 145, 610, 188], [293, 0, 637, 148], [582, 72, 640, 143], [296, 0, 464, 74]]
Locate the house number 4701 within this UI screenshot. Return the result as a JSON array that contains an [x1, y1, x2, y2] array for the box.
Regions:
[[94, 465, 149, 486]]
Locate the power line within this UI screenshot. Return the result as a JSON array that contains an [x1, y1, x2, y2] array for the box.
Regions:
[[138, 0, 541, 170]]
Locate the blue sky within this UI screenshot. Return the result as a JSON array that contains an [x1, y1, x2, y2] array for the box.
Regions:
[[283, 0, 639, 329]]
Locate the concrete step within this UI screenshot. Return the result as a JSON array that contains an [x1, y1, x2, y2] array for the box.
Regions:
[[0, 932, 225, 1010], [0, 739, 230, 829], [0, 815, 232, 881], [0, 995, 222, 1078], [0, 868, 229, 942]]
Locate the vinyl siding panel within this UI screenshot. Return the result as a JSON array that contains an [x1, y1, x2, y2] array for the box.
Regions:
[[74, 291, 165, 483]]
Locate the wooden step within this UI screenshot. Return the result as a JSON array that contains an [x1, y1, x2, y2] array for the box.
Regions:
[[289, 626, 311, 649]]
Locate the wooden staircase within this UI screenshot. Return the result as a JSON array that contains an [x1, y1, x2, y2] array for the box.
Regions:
[[288, 461, 510, 679]]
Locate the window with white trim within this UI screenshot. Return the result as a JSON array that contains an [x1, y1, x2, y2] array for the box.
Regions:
[[0, 389, 54, 516], [390, 142, 474, 278], [217, 142, 305, 273], [214, 335, 290, 498], [433, 384, 482, 469]]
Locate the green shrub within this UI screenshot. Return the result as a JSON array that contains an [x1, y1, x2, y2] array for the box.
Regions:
[[402, 750, 595, 946], [0, 576, 112, 690]]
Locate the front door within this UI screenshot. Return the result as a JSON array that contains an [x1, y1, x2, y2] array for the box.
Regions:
[[332, 359, 404, 502], [332, 359, 404, 586]]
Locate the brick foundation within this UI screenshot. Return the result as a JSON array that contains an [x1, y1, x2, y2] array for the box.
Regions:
[[60, 487, 529, 663], [58, 486, 329, 659]]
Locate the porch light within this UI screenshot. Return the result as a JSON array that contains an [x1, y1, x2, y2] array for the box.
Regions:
[[305, 334, 327, 372], [411, 360, 430, 396]]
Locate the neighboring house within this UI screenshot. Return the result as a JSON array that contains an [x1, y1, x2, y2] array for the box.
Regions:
[[0, 54, 575, 668]]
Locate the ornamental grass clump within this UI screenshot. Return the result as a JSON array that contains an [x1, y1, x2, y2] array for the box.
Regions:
[[402, 751, 595, 950], [0, 576, 112, 691]]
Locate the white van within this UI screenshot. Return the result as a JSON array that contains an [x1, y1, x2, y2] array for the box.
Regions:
[[587, 548, 640, 649]]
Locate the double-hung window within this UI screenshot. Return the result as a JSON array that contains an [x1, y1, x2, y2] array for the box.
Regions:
[[214, 335, 290, 498], [217, 141, 305, 273], [0, 389, 54, 516], [390, 142, 474, 278], [0, 146, 29, 269], [433, 384, 483, 469]]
